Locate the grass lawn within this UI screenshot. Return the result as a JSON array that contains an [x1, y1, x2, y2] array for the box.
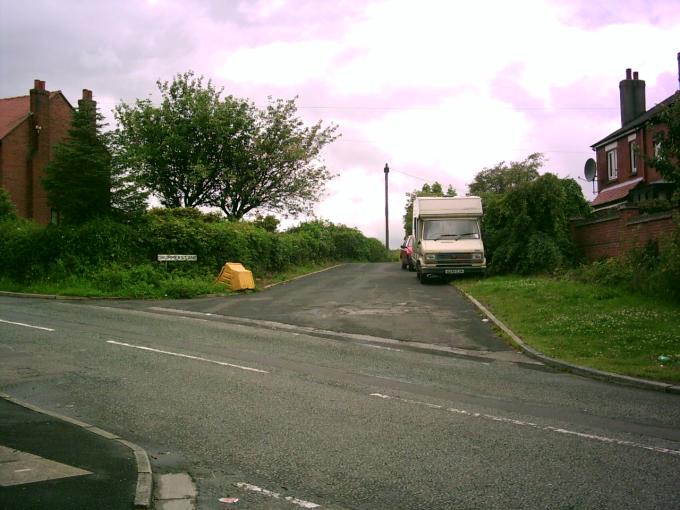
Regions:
[[456, 275, 680, 383]]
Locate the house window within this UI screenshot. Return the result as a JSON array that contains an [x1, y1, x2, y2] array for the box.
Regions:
[[629, 141, 638, 175], [606, 149, 618, 180], [654, 140, 663, 159]]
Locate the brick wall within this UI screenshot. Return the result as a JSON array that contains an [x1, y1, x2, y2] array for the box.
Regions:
[[0, 81, 76, 224], [32, 92, 74, 224], [571, 206, 679, 260], [0, 120, 32, 217]]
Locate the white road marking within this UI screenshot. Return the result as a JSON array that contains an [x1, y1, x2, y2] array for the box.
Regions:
[[0, 446, 91, 487], [106, 340, 269, 374], [370, 393, 680, 457], [361, 343, 402, 352], [0, 319, 54, 332], [236, 482, 320, 508]]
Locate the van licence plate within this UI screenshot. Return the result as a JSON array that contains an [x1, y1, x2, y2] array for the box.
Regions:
[[445, 269, 464, 274]]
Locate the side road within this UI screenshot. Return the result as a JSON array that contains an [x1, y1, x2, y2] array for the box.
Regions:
[[0, 394, 151, 510]]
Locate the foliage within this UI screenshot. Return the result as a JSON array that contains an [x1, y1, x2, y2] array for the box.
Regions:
[[0, 187, 16, 219], [113, 71, 339, 218], [468, 153, 543, 195], [107, 130, 149, 220], [403, 181, 457, 235], [42, 99, 111, 223], [208, 97, 339, 219], [647, 98, 680, 197], [566, 226, 680, 302], [253, 214, 280, 233], [0, 210, 388, 296], [480, 173, 590, 274]]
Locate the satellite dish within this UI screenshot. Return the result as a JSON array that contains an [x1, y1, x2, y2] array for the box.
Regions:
[[584, 158, 597, 182]]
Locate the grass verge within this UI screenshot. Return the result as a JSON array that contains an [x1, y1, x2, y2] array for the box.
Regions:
[[0, 261, 346, 299], [456, 275, 680, 383]]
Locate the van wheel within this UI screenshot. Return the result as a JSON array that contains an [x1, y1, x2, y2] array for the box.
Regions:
[[416, 264, 426, 284]]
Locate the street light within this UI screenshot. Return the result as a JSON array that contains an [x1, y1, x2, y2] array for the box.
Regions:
[[384, 163, 390, 249]]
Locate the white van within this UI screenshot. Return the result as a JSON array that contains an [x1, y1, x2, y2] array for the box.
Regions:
[[412, 196, 486, 282]]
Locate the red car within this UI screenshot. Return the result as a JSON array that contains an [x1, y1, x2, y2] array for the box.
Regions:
[[400, 235, 415, 271]]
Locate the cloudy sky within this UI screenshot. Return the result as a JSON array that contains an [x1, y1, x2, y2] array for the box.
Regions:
[[1, 0, 679, 246]]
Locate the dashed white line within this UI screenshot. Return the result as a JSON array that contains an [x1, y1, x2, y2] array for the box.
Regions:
[[236, 482, 320, 508], [106, 340, 269, 374], [361, 344, 402, 352], [370, 393, 680, 457], [0, 319, 54, 332]]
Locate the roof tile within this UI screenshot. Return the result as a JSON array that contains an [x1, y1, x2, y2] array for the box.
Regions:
[[0, 95, 30, 139]]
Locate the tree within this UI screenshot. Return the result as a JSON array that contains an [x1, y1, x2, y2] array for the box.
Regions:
[[42, 99, 111, 223], [647, 99, 680, 197], [209, 97, 338, 219], [0, 187, 17, 220], [481, 173, 590, 274], [403, 181, 456, 235], [113, 71, 339, 219], [468, 153, 543, 195], [106, 132, 150, 220], [253, 214, 280, 233]]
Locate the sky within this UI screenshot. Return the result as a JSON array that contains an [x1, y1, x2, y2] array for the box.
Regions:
[[1, 0, 679, 247]]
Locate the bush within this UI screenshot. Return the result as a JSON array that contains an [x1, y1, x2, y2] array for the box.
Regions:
[[567, 225, 680, 302], [0, 210, 388, 295]]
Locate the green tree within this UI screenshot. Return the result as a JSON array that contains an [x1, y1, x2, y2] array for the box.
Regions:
[[113, 71, 339, 219], [403, 182, 457, 235], [253, 214, 280, 233], [209, 97, 338, 219], [42, 100, 111, 223], [0, 187, 17, 219], [647, 99, 680, 197], [468, 153, 543, 195], [481, 173, 590, 274]]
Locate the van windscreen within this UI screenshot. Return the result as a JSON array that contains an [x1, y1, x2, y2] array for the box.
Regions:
[[422, 219, 480, 240]]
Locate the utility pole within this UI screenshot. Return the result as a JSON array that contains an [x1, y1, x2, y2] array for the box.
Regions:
[[384, 163, 390, 249]]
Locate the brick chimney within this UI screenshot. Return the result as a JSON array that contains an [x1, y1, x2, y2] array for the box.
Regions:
[[28, 79, 51, 219], [619, 68, 646, 126], [78, 88, 97, 129]]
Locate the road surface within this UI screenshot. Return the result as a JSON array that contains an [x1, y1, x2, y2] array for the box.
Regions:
[[1, 263, 678, 509]]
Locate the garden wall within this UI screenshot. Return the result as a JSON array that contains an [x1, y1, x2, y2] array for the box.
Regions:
[[571, 205, 679, 260]]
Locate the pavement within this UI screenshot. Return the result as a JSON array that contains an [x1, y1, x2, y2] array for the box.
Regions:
[[0, 266, 678, 509], [0, 394, 151, 510]]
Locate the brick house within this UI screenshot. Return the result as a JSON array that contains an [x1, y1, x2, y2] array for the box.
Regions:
[[0, 80, 95, 224], [572, 56, 679, 260]]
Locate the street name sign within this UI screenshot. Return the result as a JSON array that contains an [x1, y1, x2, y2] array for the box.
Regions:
[[157, 254, 197, 261]]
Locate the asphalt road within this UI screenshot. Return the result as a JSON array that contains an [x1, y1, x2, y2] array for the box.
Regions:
[[1, 263, 679, 509]]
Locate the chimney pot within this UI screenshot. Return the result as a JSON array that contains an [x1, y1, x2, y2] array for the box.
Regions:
[[82, 89, 92, 101], [33, 79, 45, 90], [633, 71, 639, 80], [626, 68, 632, 80]]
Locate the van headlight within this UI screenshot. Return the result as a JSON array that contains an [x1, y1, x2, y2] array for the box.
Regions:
[[472, 252, 483, 261], [424, 253, 436, 262]]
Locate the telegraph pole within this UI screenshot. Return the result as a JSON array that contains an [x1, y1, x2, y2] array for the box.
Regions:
[[384, 163, 390, 249]]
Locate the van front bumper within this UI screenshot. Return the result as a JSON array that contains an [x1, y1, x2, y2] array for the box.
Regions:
[[420, 266, 486, 276]]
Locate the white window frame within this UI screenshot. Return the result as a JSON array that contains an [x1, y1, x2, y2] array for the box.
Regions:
[[606, 148, 618, 180], [629, 141, 638, 175], [654, 140, 663, 159]]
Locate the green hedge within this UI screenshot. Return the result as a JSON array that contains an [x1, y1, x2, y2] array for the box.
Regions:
[[0, 211, 388, 285]]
